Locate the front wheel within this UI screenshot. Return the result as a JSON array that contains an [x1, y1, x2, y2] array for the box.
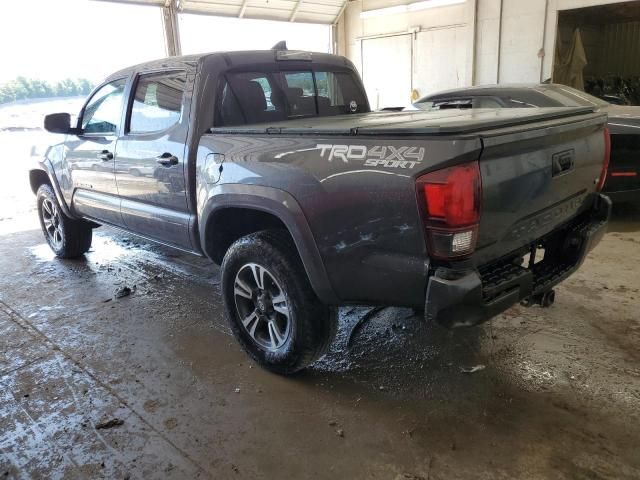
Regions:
[[221, 230, 337, 375], [36, 184, 93, 258]]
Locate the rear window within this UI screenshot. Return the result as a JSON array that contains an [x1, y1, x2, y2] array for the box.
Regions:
[[534, 86, 608, 108], [414, 98, 472, 111], [215, 69, 369, 127]]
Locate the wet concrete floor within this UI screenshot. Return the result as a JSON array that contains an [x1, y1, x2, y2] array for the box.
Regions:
[[1, 205, 640, 479]]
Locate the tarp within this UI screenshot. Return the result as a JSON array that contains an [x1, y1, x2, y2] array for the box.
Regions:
[[553, 28, 588, 91]]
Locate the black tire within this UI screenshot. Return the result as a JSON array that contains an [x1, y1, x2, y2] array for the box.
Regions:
[[36, 184, 93, 258], [221, 229, 337, 375]]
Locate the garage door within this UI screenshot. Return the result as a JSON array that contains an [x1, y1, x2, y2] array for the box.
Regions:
[[413, 26, 467, 97], [361, 35, 412, 110]]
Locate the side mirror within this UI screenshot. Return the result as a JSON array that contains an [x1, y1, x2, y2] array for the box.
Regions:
[[44, 113, 72, 134]]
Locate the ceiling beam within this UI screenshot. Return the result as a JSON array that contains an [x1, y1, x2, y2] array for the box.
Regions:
[[332, 0, 347, 25], [290, 0, 302, 21], [162, 0, 182, 56], [238, 0, 249, 18]]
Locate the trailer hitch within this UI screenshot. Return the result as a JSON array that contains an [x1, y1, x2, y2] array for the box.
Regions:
[[521, 289, 556, 308]]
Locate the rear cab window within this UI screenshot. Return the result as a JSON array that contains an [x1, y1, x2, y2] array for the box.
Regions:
[[215, 67, 369, 127]]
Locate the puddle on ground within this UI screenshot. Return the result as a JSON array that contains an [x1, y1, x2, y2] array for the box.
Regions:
[[28, 243, 57, 262]]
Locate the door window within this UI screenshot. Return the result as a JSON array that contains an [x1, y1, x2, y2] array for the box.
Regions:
[[81, 79, 126, 134], [129, 71, 186, 133]]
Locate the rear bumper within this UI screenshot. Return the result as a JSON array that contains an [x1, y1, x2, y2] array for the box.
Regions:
[[425, 194, 611, 328], [604, 188, 640, 204]]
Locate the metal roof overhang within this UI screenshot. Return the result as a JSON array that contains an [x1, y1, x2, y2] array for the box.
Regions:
[[94, 0, 348, 24]]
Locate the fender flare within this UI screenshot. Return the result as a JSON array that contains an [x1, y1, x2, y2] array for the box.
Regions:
[[200, 184, 339, 305], [29, 161, 76, 219]]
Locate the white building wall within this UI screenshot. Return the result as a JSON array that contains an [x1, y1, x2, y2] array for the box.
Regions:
[[341, 0, 475, 106], [338, 0, 635, 101]]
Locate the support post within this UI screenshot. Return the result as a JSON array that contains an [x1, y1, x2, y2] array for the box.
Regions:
[[162, 0, 182, 57]]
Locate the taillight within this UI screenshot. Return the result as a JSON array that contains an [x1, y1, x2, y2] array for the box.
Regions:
[[416, 161, 482, 259], [596, 127, 611, 191]]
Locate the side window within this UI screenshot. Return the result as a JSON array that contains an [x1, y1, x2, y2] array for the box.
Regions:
[[432, 98, 473, 110], [473, 97, 503, 109], [129, 72, 186, 134], [81, 79, 126, 134]]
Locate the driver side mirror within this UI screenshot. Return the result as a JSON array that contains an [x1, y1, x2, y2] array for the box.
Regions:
[[44, 113, 72, 134]]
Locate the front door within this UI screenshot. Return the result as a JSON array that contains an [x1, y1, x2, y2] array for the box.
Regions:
[[66, 78, 127, 226], [114, 71, 191, 250]]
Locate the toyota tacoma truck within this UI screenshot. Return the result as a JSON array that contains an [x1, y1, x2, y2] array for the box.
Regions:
[[31, 47, 611, 374]]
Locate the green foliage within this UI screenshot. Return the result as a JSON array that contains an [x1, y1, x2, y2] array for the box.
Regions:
[[0, 77, 95, 104]]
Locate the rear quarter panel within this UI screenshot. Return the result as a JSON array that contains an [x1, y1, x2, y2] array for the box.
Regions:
[[196, 133, 481, 306]]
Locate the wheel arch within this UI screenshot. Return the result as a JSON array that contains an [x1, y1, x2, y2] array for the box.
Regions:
[[29, 169, 52, 194], [29, 165, 75, 219], [200, 185, 339, 305]]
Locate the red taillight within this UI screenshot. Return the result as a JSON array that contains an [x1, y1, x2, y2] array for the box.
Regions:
[[596, 127, 611, 191], [417, 161, 482, 259]]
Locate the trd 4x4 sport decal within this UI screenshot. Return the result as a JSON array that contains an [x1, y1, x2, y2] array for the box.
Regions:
[[316, 144, 425, 169]]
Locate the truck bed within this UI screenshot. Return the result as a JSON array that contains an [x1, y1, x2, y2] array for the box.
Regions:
[[210, 107, 598, 136], [199, 106, 608, 311]]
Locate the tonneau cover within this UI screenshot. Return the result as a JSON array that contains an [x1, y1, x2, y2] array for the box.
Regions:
[[209, 107, 599, 136]]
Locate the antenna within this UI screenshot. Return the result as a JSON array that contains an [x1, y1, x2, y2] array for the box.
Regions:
[[271, 41, 288, 51]]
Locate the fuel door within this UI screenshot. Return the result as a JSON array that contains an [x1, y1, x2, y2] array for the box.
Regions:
[[204, 152, 225, 184]]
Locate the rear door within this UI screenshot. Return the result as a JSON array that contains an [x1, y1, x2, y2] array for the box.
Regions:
[[114, 70, 192, 250], [66, 78, 127, 226]]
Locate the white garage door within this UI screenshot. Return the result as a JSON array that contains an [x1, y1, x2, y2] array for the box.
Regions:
[[361, 35, 412, 110], [413, 26, 467, 97]]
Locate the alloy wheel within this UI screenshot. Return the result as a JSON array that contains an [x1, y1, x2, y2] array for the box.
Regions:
[[233, 263, 291, 351], [41, 198, 63, 250]]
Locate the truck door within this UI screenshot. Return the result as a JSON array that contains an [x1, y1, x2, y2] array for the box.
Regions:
[[66, 78, 126, 226], [114, 70, 192, 250]]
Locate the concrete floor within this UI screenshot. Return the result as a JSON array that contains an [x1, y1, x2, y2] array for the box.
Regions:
[[1, 187, 640, 478]]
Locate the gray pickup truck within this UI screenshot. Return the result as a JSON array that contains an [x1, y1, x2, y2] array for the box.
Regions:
[[31, 48, 611, 374]]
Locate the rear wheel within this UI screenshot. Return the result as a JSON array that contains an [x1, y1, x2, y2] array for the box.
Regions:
[[37, 184, 93, 258], [221, 230, 337, 374]]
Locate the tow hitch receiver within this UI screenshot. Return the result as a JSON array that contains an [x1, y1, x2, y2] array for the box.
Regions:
[[521, 289, 556, 308]]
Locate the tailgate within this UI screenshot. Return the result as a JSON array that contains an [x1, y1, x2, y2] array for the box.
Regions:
[[474, 111, 607, 266]]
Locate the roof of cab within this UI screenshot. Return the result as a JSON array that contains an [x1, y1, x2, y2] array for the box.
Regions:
[[105, 50, 353, 81]]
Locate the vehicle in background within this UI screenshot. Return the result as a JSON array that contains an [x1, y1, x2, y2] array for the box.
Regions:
[[30, 50, 610, 374], [413, 84, 639, 205]]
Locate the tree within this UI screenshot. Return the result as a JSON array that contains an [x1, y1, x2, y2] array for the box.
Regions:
[[0, 77, 95, 104]]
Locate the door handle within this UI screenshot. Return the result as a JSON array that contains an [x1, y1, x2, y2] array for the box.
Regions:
[[97, 150, 114, 161], [156, 152, 179, 166]]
